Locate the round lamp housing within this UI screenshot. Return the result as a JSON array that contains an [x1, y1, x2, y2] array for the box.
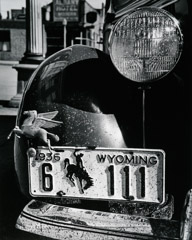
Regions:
[[108, 7, 183, 83]]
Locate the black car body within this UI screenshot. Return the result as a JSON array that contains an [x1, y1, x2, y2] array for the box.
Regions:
[[14, 0, 192, 239]]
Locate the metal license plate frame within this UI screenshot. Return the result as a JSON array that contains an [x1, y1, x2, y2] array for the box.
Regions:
[[28, 146, 165, 204]]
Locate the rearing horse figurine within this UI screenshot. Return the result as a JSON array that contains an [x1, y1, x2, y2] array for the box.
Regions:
[[13, 110, 62, 151]]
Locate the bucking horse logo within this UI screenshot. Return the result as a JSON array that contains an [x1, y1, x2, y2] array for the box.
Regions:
[[64, 151, 93, 193]]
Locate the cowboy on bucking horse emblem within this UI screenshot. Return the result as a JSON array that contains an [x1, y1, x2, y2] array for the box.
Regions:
[[64, 151, 93, 193]]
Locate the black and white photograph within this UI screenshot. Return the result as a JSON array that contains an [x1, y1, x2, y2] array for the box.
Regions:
[[0, 0, 191, 239]]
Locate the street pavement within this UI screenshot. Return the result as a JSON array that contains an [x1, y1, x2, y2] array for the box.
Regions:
[[0, 61, 18, 116], [0, 61, 18, 102]]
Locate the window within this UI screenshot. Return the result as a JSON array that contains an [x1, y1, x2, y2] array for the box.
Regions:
[[0, 30, 11, 52]]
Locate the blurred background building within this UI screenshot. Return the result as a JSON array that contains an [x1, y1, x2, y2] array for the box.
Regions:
[[0, 0, 105, 61], [0, 0, 105, 107]]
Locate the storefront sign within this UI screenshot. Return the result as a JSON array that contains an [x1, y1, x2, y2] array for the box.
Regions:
[[53, 0, 79, 22]]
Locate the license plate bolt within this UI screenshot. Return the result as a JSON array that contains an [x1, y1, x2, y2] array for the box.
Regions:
[[57, 191, 66, 197], [27, 148, 37, 157]]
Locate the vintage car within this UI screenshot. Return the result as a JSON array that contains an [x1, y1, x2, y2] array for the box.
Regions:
[[13, 0, 192, 239]]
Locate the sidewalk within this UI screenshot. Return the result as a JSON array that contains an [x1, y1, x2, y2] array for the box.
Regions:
[[0, 61, 18, 102], [0, 60, 18, 116]]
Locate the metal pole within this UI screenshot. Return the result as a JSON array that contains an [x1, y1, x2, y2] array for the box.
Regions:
[[63, 18, 67, 49], [80, 32, 83, 45]]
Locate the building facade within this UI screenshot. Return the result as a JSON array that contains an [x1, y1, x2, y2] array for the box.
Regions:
[[0, 20, 26, 61], [43, 0, 105, 57], [0, 0, 105, 61]]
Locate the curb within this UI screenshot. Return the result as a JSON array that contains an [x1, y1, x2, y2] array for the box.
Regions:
[[0, 61, 19, 66], [0, 107, 18, 116]]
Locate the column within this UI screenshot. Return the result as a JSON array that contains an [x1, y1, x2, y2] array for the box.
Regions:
[[21, 0, 44, 63], [9, 0, 45, 107]]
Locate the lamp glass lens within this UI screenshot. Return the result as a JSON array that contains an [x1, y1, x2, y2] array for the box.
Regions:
[[109, 8, 183, 82]]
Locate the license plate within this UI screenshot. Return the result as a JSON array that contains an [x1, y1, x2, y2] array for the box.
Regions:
[[28, 147, 165, 204]]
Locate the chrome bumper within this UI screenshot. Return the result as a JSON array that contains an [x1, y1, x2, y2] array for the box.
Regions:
[[16, 200, 179, 240]]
